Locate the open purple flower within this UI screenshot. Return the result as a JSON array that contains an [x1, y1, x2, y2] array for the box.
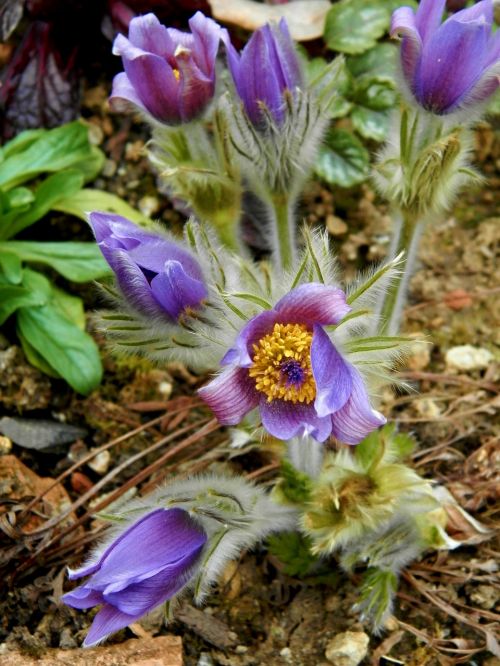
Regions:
[[226, 18, 302, 126], [62, 508, 207, 647], [89, 212, 207, 321], [199, 284, 386, 444], [391, 0, 500, 114], [110, 12, 226, 124]]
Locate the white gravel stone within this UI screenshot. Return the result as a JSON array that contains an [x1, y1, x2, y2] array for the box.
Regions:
[[445, 345, 494, 371], [325, 631, 369, 666], [87, 449, 111, 475]]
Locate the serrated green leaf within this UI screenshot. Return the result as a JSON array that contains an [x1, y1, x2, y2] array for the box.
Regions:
[[0, 122, 94, 190], [351, 107, 391, 142], [0, 169, 85, 240], [324, 0, 391, 55], [53, 188, 151, 225], [315, 129, 370, 188], [2, 241, 111, 282], [346, 43, 398, 79], [352, 75, 396, 111]]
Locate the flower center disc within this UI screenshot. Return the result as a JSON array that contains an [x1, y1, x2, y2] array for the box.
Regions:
[[249, 323, 316, 403]]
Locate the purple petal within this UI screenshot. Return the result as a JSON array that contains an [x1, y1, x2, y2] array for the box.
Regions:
[[221, 310, 278, 367], [83, 603, 137, 648], [311, 325, 352, 418], [391, 7, 423, 82], [88, 212, 159, 253], [418, 10, 491, 112], [260, 398, 332, 442], [127, 13, 174, 59], [150, 260, 207, 319], [114, 34, 181, 123], [188, 11, 226, 77], [111, 250, 167, 317], [198, 366, 259, 424], [453, 0, 493, 25], [414, 0, 446, 43], [330, 368, 386, 445], [109, 72, 148, 115], [272, 20, 302, 90], [62, 586, 104, 609], [87, 508, 206, 591], [126, 237, 204, 279], [104, 546, 202, 616], [274, 284, 351, 326], [175, 50, 214, 122]]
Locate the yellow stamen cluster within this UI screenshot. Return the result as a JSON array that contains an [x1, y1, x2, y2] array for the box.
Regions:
[[249, 323, 316, 404], [172, 68, 181, 81]]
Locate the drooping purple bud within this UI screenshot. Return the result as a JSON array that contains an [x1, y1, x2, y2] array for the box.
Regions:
[[110, 12, 227, 124], [62, 508, 207, 647], [226, 18, 303, 126], [89, 212, 208, 321], [391, 0, 500, 115]]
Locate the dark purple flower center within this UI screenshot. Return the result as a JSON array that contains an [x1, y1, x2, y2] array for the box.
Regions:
[[280, 359, 306, 387]]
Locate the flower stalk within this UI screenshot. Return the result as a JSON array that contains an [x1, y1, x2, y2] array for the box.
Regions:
[[269, 191, 296, 271]]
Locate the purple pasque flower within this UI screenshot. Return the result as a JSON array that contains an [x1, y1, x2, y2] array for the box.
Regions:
[[391, 0, 500, 114], [110, 12, 226, 124], [226, 18, 302, 126], [199, 284, 386, 444], [62, 508, 207, 647], [89, 212, 207, 321]]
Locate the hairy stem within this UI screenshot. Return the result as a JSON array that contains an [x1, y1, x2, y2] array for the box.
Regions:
[[378, 209, 422, 335], [269, 192, 296, 271]]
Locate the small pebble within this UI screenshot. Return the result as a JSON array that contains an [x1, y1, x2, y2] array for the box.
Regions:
[[0, 436, 12, 455], [445, 345, 494, 371], [87, 449, 111, 475], [102, 159, 117, 178], [326, 214, 348, 236], [138, 195, 161, 217], [235, 645, 248, 654], [415, 397, 442, 419], [159, 381, 173, 399], [325, 631, 369, 666], [406, 337, 431, 371], [87, 122, 104, 146], [280, 647, 293, 663], [197, 653, 214, 666]]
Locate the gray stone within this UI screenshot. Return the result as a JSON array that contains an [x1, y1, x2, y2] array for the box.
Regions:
[[0, 417, 87, 451]]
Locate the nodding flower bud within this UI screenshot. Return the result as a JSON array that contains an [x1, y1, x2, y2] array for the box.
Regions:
[[226, 18, 303, 126], [111, 12, 227, 124], [89, 212, 207, 321], [62, 508, 207, 647], [391, 0, 499, 115]]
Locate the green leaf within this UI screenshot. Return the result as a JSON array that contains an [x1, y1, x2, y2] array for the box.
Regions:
[[351, 107, 391, 141], [278, 459, 313, 504], [0, 249, 23, 283], [486, 88, 500, 116], [71, 145, 105, 183], [16, 290, 103, 394], [0, 122, 94, 190], [18, 331, 62, 378], [0, 129, 46, 161], [5, 187, 35, 211], [351, 75, 396, 111], [267, 532, 318, 577], [50, 285, 86, 328], [53, 188, 151, 225], [315, 129, 370, 188], [0, 277, 47, 324], [0, 169, 85, 240], [2, 241, 111, 282], [346, 43, 398, 80], [324, 0, 391, 55]]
